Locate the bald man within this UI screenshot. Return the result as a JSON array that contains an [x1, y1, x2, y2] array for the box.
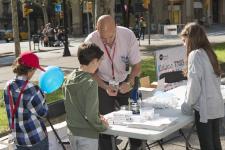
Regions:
[[85, 15, 142, 150]]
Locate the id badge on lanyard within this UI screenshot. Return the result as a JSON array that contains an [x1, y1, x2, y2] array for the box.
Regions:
[[7, 80, 28, 129], [104, 44, 116, 80]]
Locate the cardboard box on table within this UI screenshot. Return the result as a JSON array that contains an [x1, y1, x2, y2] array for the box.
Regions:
[[139, 76, 156, 99]]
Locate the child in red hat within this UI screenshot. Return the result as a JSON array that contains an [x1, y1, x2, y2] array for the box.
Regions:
[[3, 51, 49, 150]]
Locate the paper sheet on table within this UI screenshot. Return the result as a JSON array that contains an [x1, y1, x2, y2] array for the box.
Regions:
[[127, 117, 178, 131], [167, 85, 225, 104], [166, 85, 186, 107], [143, 91, 179, 109]]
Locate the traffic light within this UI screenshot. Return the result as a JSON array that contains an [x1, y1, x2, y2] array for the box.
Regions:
[[52, 0, 61, 4], [22, 2, 33, 18], [143, 0, 151, 9], [86, 2, 93, 13]]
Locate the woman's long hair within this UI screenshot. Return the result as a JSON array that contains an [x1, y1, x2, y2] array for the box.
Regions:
[[180, 22, 221, 76]]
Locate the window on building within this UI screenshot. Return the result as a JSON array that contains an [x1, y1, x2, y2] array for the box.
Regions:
[[3, 2, 10, 16], [168, 4, 182, 24], [134, 3, 145, 12], [115, 4, 122, 13]]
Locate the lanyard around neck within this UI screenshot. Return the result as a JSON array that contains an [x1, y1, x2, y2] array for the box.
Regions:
[[103, 44, 116, 79], [7, 80, 28, 129]]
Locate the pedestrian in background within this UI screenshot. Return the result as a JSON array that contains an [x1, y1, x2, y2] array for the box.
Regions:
[[181, 22, 224, 150], [139, 17, 146, 40], [133, 16, 140, 40], [3, 52, 49, 150], [63, 43, 109, 150]]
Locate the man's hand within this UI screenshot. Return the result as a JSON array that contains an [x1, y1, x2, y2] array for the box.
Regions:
[[119, 82, 132, 94], [106, 85, 118, 96]]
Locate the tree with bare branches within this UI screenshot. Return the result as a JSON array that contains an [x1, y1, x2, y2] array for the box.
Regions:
[[95, 0, 115, 19], [33, 0, 49, 25], [11, 0, 21, 57]]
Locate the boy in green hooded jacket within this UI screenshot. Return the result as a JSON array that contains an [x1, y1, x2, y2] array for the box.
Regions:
[[63, 43, 108, 150]]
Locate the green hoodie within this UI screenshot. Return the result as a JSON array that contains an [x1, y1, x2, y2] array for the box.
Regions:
[[63, 70, 107, 139]]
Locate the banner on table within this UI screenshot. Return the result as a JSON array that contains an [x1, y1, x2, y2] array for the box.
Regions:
[[155, 46, 186, 90]]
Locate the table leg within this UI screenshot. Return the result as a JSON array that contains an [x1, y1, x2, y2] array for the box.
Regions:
[[157, 140, 164, 150], [141, 140, 147, 150], [111, 136, 116, 150], [185, 123, 196, 149]]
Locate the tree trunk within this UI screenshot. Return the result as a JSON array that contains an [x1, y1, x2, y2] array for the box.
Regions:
[[93, 0, 97, 28], [42, 6, 48, 25], [34, 0, 48, 25], [109, 0, 115, 18], [127, 0, 131, 28], [120, 0, 126, 26], [71, 0, 82, 36], [11, 0, 20, 57], [95, 0, 115, 19]]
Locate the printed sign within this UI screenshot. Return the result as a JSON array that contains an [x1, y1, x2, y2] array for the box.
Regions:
[[155, 46, 186, 90], [164, 25, 178, 35], [55, 4, 61, 12]]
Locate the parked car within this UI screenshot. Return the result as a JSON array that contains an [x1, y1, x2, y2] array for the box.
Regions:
[[4, 29, 28, 42], [0, 29, 5, 40], [4, 29, 13, 42], [20, 32, 28, 40]]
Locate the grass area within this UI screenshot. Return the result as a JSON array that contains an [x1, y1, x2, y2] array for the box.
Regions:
[[45, 89, 64, 104], [0, 106, 8, 134], [214, 43, 225, 63], [0, 90, 3, 107], [0, 90, 9, 134], [140, 56, 156, 81], [0, 42, 224, 135], [0, 88, 64, 135]]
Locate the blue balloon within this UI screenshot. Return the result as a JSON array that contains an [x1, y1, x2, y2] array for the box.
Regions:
[[39, 66, 64, 94]]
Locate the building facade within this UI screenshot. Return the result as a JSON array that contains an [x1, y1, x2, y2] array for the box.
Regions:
[[115, 0, 225, 33], [0, 0, 11, 29], [165, 0, 225, 25], [0, 0, 224, 35], [151, 0, 225, 32]]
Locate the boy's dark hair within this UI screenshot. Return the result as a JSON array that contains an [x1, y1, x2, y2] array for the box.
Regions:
[[12, 58, 35, 75], [78, 43, 104, 65]]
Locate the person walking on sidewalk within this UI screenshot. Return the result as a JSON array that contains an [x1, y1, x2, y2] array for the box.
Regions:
[[133, 16, 140, 40], [139, 17, 146, 40], [3, 52, 49, 150], [63, 43, 109, 150], [181, 22, 224, 150], [85, 15, 142, 150]]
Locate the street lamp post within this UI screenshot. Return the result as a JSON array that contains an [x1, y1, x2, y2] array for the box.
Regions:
[[148, 2, 151, 45], [11, 0, 21, 57], [62, 0, 71, 56]]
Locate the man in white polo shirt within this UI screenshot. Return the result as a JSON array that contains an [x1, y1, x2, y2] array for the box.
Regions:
[[85, 15, 141, 150]]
